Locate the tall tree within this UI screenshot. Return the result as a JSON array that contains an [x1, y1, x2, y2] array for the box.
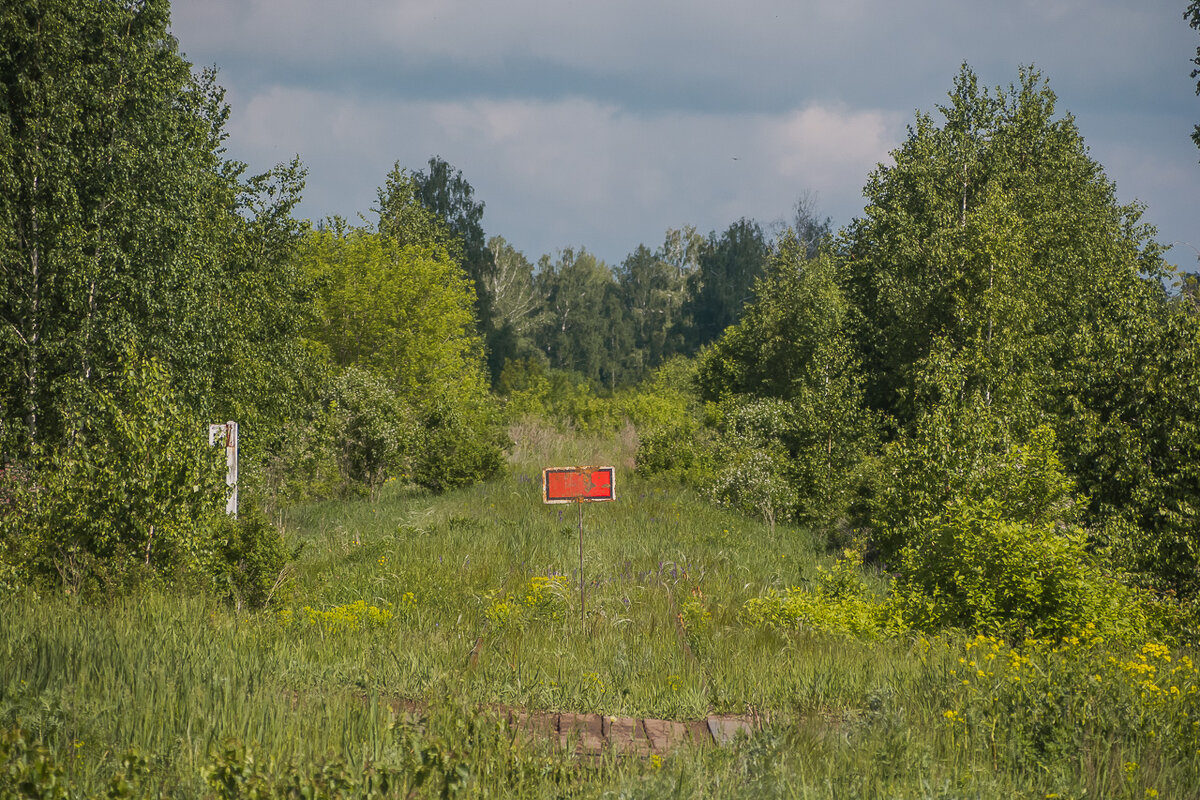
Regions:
[[0, 0, 311, 461], [681, 218, 768, 351], [843, 65, 1166, 426], [617, 242, 687, 377], [411, 157, 496, 332], [697, 231, 876, 522], [533, 248, 631, 387], [299, 205, 503, 492], [299, 220, 480, 401], [843, 64, 1199, 594], [484, 235, 539, 370]]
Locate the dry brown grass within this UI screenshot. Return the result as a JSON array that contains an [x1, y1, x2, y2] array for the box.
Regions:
[[506, 415, 639, 473]]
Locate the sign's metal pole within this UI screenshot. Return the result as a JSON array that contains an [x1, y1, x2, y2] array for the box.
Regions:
[[578, 498, 585, 630]]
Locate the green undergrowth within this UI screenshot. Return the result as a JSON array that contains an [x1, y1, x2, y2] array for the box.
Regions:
[[2, 422, 1199, 796]]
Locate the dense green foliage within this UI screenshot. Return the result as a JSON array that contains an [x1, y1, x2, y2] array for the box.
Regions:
[[0, 0, 313, 461], [300, 220, 480, 398], [696, 233, 876, 526], [892, 498, 1131, 639], [0, 0, 503, 595], [845, 66, 1199, 597], [290, 195, 506, 496], [0, 0, 307, 596], [4, 2, 1200, 794], [635, 65, 1200, 608]]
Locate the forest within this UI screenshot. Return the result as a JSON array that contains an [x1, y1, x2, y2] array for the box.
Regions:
[[2, 0, 1200, 797]]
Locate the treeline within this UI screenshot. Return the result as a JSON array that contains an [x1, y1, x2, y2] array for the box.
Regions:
[[0, 0, 508, 600], [635, 66, 1200, 638], [484, 210, 828, 392], [405, 158, 831, 393]]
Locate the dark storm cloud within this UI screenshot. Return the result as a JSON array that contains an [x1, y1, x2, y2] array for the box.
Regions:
[[170, 0, 1200, 267]]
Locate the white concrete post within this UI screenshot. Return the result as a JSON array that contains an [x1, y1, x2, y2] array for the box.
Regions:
[[207, 421, 238, 518]]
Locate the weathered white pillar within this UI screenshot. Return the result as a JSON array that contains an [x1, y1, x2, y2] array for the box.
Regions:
[[207, 421, 238, 518]]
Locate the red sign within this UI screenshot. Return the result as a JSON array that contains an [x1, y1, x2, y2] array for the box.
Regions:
[[542, 466, 615, 504]]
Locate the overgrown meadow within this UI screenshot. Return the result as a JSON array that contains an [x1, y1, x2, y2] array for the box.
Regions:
[[5, 4, 1200, 797], [1, 422, 1197, 799]]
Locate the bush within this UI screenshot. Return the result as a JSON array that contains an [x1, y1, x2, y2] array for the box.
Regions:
[[706, 442, 796, 532], [871, 400, 1079, 562], [263, 364, 506, 500], [262, 405, 344, 506], [411, 390, 507, 492], [3, 359, 230, 595], [0, 357, 289, 607], [213, 509, 289, 610], [328, 367, 417, 491], [893, 499, 1139, 641], [635, 416, 715, 482], [741, 549, 900, 638]]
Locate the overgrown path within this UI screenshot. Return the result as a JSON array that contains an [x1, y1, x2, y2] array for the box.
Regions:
[[281, 428, 852, 762]]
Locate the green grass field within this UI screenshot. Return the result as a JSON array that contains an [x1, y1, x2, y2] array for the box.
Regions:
[[2, 423, 1198, 798]]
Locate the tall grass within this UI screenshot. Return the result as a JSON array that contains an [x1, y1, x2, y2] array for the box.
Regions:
[[2, 418, 1198, 797]]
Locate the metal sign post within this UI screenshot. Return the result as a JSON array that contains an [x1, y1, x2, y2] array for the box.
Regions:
[[542, 466, 615, 629], [578, 498, 585, 625]]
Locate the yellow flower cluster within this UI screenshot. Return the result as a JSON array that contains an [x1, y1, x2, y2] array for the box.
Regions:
[[1111, 643, 1197, 704], [943, 628, 1200, 761], [484, 595, 520, 628], [583, 670, 607, 696], [523, 575, 570, 620], [300, 600, 393, 633], [485, 575, 571, 629]]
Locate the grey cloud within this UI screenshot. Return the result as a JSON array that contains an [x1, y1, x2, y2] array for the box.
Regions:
[[170, 0, 1200, 265]]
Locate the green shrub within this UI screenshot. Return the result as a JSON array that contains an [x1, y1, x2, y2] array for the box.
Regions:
[[815, 546, 870, 599], [740, 586, 896, 639], [0, 357, 289, 607], [741, 547, 901, 638], [5, 359, 229, 595], [706, 442, 796, 532], [213, 509, 289, 610], [0, 726, 68, 800], [872, 402, 1079, 562], [893, 499, 1139, 641], [262, 405, 344, 505], [411, 390, 507, 492], [327, 367, 417, 491], [635, 416, 715, 482], [263, 364, 505, 500]]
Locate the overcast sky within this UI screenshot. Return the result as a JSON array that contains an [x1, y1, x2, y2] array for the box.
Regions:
[[170, 0, 1200, 270]]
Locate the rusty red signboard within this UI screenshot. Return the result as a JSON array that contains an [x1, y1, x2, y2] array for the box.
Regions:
[[542, 466, 615, 504]]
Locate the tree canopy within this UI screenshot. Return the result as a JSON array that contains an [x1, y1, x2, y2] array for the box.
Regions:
[[0, 0, 312, 463]]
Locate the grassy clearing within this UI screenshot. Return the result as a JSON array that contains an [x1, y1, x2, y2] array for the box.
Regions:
[[2, 421, 1198, 797]]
